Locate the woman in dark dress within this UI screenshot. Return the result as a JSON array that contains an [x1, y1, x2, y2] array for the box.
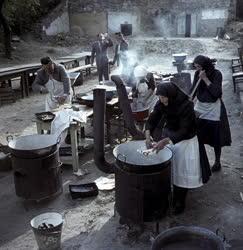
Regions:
[[145, 82, 210, 215], [191, 55, 231, 172]]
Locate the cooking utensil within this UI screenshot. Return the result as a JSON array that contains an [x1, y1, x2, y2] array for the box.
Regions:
[[35, 111, 55, 122], [137, 148, 155, 156], [69, 183, 99, 199]]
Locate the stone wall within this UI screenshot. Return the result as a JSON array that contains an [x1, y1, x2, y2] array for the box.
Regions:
[[68, 0, 236, 37]]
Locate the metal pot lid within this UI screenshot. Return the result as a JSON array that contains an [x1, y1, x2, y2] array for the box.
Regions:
[[172, 53, 188, 57], [8, 134, 58, 151], [113, 140, 172, 166]]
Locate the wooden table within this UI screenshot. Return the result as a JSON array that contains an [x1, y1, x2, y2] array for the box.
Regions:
[[0, 65, 41, 98], [58, 52, 92, 69]]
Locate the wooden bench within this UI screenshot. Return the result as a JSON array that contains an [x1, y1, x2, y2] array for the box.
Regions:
[[232, 71, 243, 93], [67, 64, 96, 74], [232, 48, 243, 73]]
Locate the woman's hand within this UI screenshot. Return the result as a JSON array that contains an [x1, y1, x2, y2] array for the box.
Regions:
[[199, 70, 211, 86], [145, 138, 154, 149], [145, 130, 153, 149], [199, 70, 207, 81], [56, 95, 67, 104], [152, 138, 170, 153]]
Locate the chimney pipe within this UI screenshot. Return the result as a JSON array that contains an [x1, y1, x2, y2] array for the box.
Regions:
[[111, 75, 145, 140], [93, 88, 114, 173]]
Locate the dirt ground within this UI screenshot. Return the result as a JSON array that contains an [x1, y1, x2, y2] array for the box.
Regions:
[[0, 37, 243, 249]]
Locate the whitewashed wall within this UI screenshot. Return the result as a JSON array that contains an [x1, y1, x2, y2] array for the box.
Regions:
[[202, 9, 228, 20]]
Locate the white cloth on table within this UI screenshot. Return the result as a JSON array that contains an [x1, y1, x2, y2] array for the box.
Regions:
[[50, 109, 87, 142], [168, 136, 203, 189]]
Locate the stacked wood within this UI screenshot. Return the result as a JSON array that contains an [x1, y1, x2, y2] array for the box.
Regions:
[[0, 86, 16, 105]]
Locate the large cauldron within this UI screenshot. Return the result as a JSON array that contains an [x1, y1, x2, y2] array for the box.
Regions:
[[8, 134, 59, 158], [9, 134, 62, 200], [121, 23, 132, 36], [113, 140, 172, 222], [152, 226, 225, 250]]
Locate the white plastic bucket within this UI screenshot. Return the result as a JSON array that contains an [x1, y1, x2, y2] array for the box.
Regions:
[[30, 212, 63, 250]]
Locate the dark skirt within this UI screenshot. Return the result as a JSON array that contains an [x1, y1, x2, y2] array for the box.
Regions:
[[196, 100, 231, 147], [197, 119, 221, 147], [198, 141, 211, 184]]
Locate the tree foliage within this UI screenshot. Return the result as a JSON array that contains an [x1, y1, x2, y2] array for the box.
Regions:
[[3, 0, 41, 34]]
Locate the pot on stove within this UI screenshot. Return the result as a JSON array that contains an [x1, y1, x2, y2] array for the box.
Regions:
[[7, 134, 60, 159], [113, 140, 172, 174]]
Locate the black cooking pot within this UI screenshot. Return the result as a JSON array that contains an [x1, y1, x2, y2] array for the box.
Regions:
[[8, 134, 60, 159], [77, 92, 114, 107], [152, 226, 225, 250], [121, 23, 132, 36], [113, 140, 172, 174]]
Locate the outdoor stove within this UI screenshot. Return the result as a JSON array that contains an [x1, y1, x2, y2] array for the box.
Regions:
[[172, 53, 188, 73]]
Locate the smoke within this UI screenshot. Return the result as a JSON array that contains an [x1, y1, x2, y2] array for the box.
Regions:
[[153, 15, 172, 37]]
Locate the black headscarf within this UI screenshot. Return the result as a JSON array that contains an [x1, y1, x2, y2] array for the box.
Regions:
[[156, 82, 177, 97], [193, 55, 215, 73], [156, 82, 187, 107]]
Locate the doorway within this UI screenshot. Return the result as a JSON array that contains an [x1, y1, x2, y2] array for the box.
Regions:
[[236, 0, 243, 20], [185, 14, 191, 37]]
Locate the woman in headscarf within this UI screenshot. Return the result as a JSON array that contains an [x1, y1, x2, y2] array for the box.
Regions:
[[191, 55, 231, 172], [145, 82, 211, 215]]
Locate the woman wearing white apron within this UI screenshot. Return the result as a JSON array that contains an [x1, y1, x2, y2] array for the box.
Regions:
[[32, 56, 72, 111], [131, 66, 158, 113], [145, 82, 211, 215], [191, 55, 231, 172]]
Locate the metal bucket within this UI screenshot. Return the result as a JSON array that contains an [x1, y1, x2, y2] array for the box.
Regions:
[[151, 226, 225, 250], [31, 212, 63, 250]]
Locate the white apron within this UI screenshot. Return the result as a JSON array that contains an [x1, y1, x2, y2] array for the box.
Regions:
[[45, 78, 72, 111], [194, 99, 221, 121], [168, 136, 203, 188]]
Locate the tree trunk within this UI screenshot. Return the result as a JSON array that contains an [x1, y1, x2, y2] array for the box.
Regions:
[[0, 0, 12, 58]]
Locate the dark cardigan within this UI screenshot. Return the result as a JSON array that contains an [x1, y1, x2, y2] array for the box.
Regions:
[[145, 87, 196, 144], [191, 69, 231, 147], [146, 83, 211, 183]]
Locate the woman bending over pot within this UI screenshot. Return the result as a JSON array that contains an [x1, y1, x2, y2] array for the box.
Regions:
[[145, 82, 211, 215]]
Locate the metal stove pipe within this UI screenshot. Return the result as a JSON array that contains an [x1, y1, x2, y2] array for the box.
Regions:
[[93, 88, 114, 173], [111, 75, 145, 140]]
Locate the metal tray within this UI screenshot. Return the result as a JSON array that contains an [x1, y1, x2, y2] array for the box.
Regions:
[[69, 183, 99, 199]]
